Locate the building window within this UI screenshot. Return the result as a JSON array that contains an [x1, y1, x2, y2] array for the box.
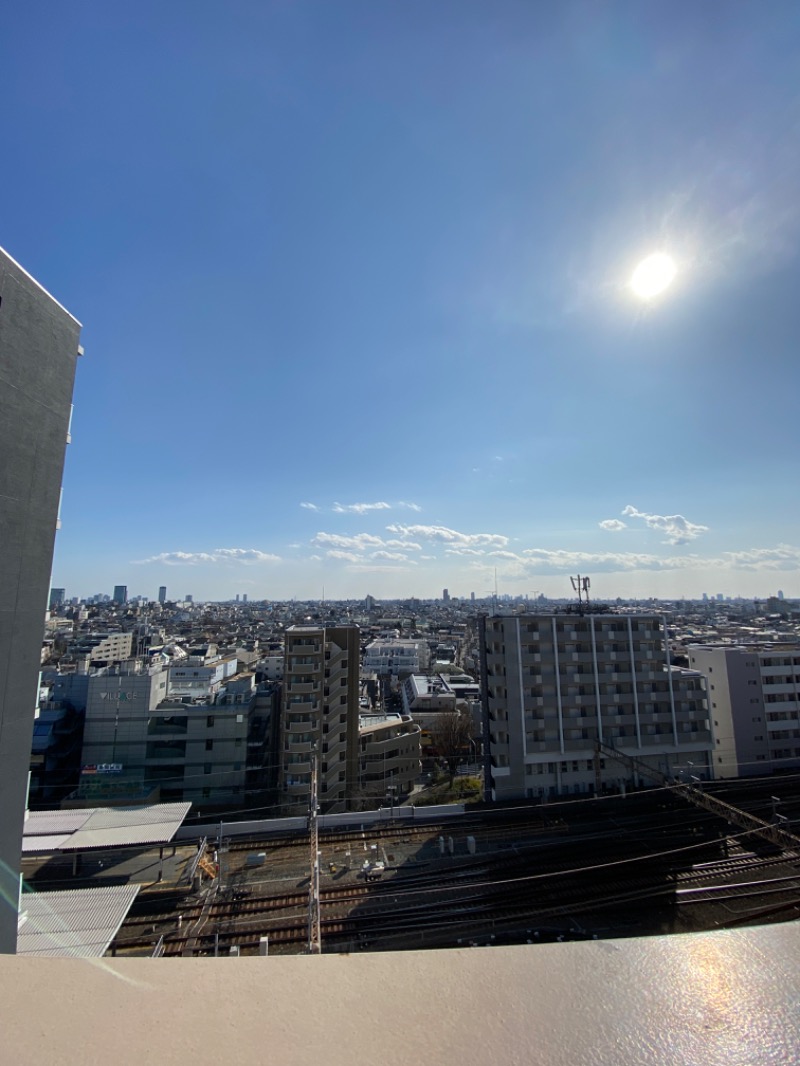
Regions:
[[205, 739, 213, 751], [207, 715, 215, 727], [202, 787, 211, 799], [204, 764, 212, 774]]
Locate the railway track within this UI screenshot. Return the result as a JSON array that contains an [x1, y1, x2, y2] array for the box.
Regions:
[[110, 791, 800, 956], [113, 834, 800, 955]]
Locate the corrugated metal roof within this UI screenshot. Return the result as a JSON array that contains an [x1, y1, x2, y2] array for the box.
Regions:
[[21, 834, 72, 853], [22, 802, 192, 852], [24, 810, 91, 835], [17, 885, 140, 957]]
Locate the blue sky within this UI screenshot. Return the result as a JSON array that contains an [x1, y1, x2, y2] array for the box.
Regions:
[[4, 1, 800, 601]]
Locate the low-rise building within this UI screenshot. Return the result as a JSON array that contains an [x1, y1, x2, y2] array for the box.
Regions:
[[363, 638, 430, 677], [75, 660, 269, 807], [358, 713, 421, 805], [70, 631, 134, 666]]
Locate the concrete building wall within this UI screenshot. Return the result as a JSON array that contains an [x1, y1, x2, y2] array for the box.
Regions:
[[280, 625, 360, 813], [358, 715, 421, 801], [80, 665, 254, 805], [0, 247, 81, 952], [482, 614, 713, 801], [689, 645, 795, 776]]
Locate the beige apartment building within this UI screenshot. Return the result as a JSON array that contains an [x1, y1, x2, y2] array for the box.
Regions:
[[358, 712, 421, 805], [280, 625, 360, 813], [481, 613, 713, 801], [688, 643, 800, 777]]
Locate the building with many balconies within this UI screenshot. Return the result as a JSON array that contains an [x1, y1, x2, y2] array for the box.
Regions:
[[480, 613, 713, 801], [688, 643, 800, 777], [358, 712, 421, 805], [279, 625, 360, 813], [363, 637, 429, 677]]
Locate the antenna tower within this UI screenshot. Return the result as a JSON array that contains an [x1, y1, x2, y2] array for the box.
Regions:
[[570, 575, 591, 615]]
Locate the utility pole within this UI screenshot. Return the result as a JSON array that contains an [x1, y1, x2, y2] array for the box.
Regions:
[[308, 746, 321, 954]]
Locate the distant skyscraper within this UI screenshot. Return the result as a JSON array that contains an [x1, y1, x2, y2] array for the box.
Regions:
[[471, 591, 475, 602], [49, 588, 66, 609], [185, 594, 193, 603], [242, 593, 247, 603], [778, 590, 785, 600], [158, 586, 167, 604], [113, 585, 128, 604], [442, 588, 450, 603], [0, 245, 82, 953]]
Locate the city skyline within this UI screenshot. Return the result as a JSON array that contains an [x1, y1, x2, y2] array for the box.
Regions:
[[3, 3, 799, 603]]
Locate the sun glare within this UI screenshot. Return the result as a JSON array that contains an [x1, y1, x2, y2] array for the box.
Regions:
[[630, 253, 677, 299]]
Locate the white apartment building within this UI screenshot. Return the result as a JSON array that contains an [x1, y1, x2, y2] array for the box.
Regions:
[[280, 625, 360, 813], [363, 638, 430, 676], [688, 643, 800, 777], [481, 614, 713, 801], [167, 654, 239, 700]]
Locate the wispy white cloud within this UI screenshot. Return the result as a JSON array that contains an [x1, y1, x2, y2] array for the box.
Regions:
[[134, 548, 281, 565], [313, 532, 387, 550], [485, 543, 800, 576], [326, 549, 363, 562], [306, 500, 422, 515], [343, 564, 417, 574], [332, 501, 392, 514], [599, 519, 627, 532], [622, 505, 708, 545], [386, 523, 508, 548], [313, 532, 422, 552], [723, 544, 800, 571]]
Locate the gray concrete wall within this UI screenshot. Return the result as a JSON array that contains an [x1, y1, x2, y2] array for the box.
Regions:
[[0, 248, 81, 952]]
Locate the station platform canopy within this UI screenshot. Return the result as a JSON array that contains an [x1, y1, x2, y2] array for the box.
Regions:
[[22, 802, 192, 853], [17, 884, 140, 957]]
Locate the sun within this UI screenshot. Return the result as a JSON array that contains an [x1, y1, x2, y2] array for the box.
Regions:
[[630, 253, 677, 299]]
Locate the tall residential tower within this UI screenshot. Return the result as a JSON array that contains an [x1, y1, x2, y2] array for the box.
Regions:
[[280, 625, 360, 813]]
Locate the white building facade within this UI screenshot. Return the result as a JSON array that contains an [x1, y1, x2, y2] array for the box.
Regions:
[[363, 638, 430, 677], [688, 643, 800, 777]]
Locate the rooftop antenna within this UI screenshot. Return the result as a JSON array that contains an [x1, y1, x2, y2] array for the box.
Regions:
[[570, 575, 591, 616]]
